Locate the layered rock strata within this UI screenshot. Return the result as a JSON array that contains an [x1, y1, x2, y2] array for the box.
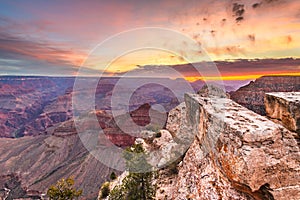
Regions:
[[230, 76, 300, 115]]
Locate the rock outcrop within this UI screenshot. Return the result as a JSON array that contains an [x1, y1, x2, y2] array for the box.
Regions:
[[230, 76, 300, 115], [115, 91, 300, 200], [265, 92, 300, 134], [170, 93, 300, 200]]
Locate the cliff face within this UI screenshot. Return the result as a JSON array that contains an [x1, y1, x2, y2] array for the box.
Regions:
[[170, 94, 299, 200], [0, 120, 120, 199], [0, 77, 181, 139], [230, 76, 300, 115], [113, 91, 300, 200], [0, 77, 75, 138], [0, 112, 166, 199], [23, 89, 73, 136]]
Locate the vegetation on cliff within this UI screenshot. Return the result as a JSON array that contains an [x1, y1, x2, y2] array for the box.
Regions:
[[107, 143, 156, 200], [47, 177, 83, 200]]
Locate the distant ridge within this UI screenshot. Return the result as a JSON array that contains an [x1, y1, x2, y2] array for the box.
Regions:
[[230, 75, 300, 115]]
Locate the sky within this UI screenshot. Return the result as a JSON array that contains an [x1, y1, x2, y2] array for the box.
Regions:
[[0, 0, 299, 80]]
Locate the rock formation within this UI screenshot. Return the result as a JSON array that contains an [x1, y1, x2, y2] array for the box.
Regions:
[[106, 90, 300, 200], [230, 76, 300, 115], [0, 76, 75, 138], [0, 103, 170, 199], [23, 88, 73, 136], [170, 93, 300, 199], [1, 76, 300, 199], [265, 92, 300, 134], [0, 76, 182, 138], [0, 120, 120, 199]]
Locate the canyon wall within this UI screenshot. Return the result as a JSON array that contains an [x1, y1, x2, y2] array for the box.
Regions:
[[230, 76, 300, 115], [0, 76, 182, 139], [0, 77, 75, 138], [0, 119, 121, 199]]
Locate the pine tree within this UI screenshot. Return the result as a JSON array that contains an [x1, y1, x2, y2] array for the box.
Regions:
[[109, 144, 156, 200]]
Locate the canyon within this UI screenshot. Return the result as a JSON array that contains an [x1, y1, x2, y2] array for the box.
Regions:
[[0, 76, 299, 199], [105, 87, 300, 200], [230, 76, 300, 115]]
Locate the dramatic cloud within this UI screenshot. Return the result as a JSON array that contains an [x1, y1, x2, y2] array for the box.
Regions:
[[232, 3, 245, 23], [207, 46, 246, 57], [0, 0, 299, 77], [252, 3, 262, 8], [0, 32, 85, 66], [112, 58, 300, 80]]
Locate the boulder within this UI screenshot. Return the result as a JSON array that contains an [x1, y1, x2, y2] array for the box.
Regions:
[[265, 92, 300, 133]]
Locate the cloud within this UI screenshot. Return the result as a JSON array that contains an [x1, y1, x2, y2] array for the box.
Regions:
[[0, 27, 89, 75], [111, 58, 300, 80], [207, 45, 246, 57], [252, 3, 262, 8], [0, 0, 300, 76], [232, 3, 245, 23], [0, 31, 85, 66], [286, 35, 293, 44], [248, 34, 256, 43], [214, 58, 300, 76]]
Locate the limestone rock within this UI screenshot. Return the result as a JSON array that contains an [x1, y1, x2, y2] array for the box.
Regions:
[[265, 92, 300, 133], [197, 84, 227, 98], [153, 93, 300, 200], [100, 92, 300, 200], [166, 102, 186, 138], [173, 93, 300, 200]]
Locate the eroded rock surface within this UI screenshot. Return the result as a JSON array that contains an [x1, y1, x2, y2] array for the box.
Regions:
[[0, 120, 121, 199], [265, 92, 300, 134], [153, 93, 300, 200], [0, 77, 75, 138]]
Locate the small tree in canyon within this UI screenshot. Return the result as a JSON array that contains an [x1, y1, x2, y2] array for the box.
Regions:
[[47, 177, 82, 200], [109, 143, 156, 200]]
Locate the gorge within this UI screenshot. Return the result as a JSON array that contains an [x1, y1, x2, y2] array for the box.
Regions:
[[0, 76, 299, 199]]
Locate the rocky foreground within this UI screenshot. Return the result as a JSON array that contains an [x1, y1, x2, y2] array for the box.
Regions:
[[105, 89, 300, 200]]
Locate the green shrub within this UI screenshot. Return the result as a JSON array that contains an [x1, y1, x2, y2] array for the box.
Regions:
[[47, 177, 82, 200], [109, 144, 156, 200], [110, 172, 117, 180], [100, 182, 110, 199]]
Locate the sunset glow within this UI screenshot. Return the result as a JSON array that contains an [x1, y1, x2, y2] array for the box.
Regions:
[[0, 0, 299, 79]]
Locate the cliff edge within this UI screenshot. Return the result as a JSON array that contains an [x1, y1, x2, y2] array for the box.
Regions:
[[105, 91, 300, 200]]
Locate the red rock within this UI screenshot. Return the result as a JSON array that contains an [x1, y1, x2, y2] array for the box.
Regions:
[[230, 76, 300, 115]]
